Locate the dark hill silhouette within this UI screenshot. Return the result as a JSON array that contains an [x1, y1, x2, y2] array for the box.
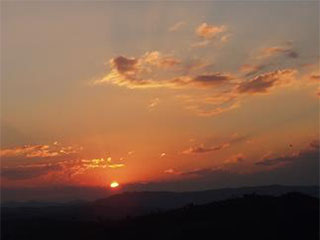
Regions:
[[2, 185, 319, 220], [1, 192, 318, 240]]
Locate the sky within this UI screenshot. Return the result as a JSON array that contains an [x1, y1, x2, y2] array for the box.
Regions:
[[1, 1, 319, 201]]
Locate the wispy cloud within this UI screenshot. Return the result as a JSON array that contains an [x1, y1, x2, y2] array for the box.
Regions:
[[148, 98, 160, 111], [240, 64, 267, 77], [177, 92, 239, 117], [258, 45, 298, 59], [237, 69, 297, 94], [182, 143, 229, 154], [0, 143, 82, 159], [1, 163, 63, 180], [256, 140, 319, 167], [169, 21, 185, 32], [94, 51, 234, 90]]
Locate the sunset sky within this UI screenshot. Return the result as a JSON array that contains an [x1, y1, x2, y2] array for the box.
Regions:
[[1, 1, 319, 201]]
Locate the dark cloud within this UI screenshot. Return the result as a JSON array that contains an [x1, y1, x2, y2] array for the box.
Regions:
[[95, 51, 233, 90], [2, 143, 318, 201], [1, 164, 62, 180], [1, 186, 111, 202], [310, 139, 319, 149], [180, 168, 217, 177], [125, 154, 318, 192], [256, 142, 319, 167], [192, 73, 232, 87], [259, 46, 299, 59], [287, 51, 299, 58], [237, 69, 296, 94], [310, 74, 320, 81], [112, 56, 138, 75]]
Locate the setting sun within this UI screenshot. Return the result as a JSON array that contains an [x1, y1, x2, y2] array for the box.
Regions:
[[110, 181, 119, 188]]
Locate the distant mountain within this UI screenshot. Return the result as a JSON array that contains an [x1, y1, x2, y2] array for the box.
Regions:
[[93, 184, 319, 209], [2, 192, 319, 240], [1, 185, 319, 220]]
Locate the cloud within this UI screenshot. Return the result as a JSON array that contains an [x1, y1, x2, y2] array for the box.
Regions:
[[177, 92, 240, 117], [0, 143, 82, 159], [182, 143, 229, 154], [108, 163, 125, 169], [1, 186, 112, 202], [142, 51, 181, 68], [258, 46, 298, 59], [164, 168, 181, 175], [182, 59, 213, 74], [81, 157, 125, 171], [169, 21, 185, 32], [127, 151, 134, 156], [148, 98, 160, 111], [299, 64, 320, 96], [240, 64, 267, 77], [224, 153, 246, 164], [196, 22, 226, 39], [310, 74, 320, 82], [1, 163, 63, 180], [256, 140, 319, 167], [237, 69, 297, 94], [175, 68, 297, 116], [185, 101, 239, 117], [310, 139, 319, 149], [190, 40, 211, 48], [94, 51, 182, 88], [160, 152, 167, 158], [1, 154, 126, 181], [229, 133, 250, 144], [192, 73, 233, 87], [180, 168, 216, 177], [111, 56, 139, 75], [220, 34, 232, 43], [192, 22, 230, 48], [164, 167, 217, 177], [94, 51, 234, 90]]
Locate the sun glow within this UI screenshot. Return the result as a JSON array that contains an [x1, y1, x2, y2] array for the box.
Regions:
[[110, 181, 119, 188]]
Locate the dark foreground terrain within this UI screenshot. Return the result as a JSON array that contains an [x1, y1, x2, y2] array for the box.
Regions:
[[1, 192, 319, 240]]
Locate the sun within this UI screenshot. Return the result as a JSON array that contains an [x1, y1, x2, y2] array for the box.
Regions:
[[110, 181, 119, 188]]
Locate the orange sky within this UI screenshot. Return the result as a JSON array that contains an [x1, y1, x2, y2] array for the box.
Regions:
[[1, 1, 319, 199]]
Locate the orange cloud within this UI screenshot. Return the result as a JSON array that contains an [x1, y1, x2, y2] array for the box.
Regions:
[[196, 22, 226, 39], [182, 143, 229, 154], [160, 153, 166, 158], [192, 22, 230, 48], [258, 46, 298, 59], [0, 143, 82, 159], [164, 168, 181, 175], [148, 98, 160, 111], [108, 163, 125, 169], [142, 51, 181, 68], [94, 51, 234, 90], [224, 153, 246, 164]]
